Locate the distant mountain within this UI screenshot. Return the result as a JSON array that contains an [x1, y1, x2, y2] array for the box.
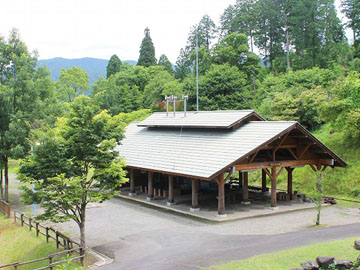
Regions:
[[37, 57, 137, 86]]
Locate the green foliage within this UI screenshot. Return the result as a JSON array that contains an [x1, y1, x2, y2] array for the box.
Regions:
[[341, 0, 360, 41], [137, 27, 157, 67], [56, 67, 89, 102], [106, 54, 122, 78], [195, 63, 250, 110], [19, 96, 128, 247], [158, 54, 173, 74], [55, 255, 82, 270]]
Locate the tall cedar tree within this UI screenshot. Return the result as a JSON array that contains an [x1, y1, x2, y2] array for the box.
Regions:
[[19, 96, 128, 253], [106, 54, 122, 78], [341, 0, 360, 42], [137, 28, 157, 67]]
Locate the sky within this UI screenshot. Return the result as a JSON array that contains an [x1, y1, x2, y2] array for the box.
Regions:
[[1, 0, 235, 63], [1, 0, 351, 63]]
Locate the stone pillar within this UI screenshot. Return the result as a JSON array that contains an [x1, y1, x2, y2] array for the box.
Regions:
[[287, 167, 293, 199], [271, 167, 277, 208], [190, 179, 199, 211], [262, 169, 267, 192], [167, 175, 174, 206], [147, 172, 153, 200], [241, 172, 250, 204], [129, 168, 136, 196], [218, 173, 226, 216]]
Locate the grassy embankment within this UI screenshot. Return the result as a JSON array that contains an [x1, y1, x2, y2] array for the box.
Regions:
[[210, 237, 360, 270], [0, 214, 58, 269]]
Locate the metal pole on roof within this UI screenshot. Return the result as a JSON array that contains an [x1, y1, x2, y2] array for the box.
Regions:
[[196, 26, 199, 112]]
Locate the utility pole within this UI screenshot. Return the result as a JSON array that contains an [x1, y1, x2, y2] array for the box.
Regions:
[[196, 26, 199, 112]]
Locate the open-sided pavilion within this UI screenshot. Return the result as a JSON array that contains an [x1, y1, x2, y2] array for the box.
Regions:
[[115, 110, 346, 216]]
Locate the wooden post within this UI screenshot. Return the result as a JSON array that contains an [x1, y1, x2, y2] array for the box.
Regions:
[[14, 211, 16, 223], [129, 168, 135, 194], [46, 227, 49, 243], [20, 213, 24, 226], [239, 171, 243, 188], [29, 217, 32, 231], [147, 172, 153, 199], [242, 172, 249, 202], [271, 167, 277, 208], [191, 179, 199, 209], [56, 231, 59, 249], [36, 222, 39, 237], [287, 167, 293, 199], [262, 169, 267, 192], [218, 173, 225, 215], [49, 255, 53, 270], [168, 175, 174, 204]]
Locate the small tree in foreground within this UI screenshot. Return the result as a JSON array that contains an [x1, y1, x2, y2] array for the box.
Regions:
[[19, 96, 128, 252]]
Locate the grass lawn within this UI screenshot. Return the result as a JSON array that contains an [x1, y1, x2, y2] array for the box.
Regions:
[[0, 214, 59, 269], [210, 237, 360, 270]]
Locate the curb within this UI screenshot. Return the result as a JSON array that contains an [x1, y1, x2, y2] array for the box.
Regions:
[[115, 194, 332, 223], [87, 247, 114, 269]]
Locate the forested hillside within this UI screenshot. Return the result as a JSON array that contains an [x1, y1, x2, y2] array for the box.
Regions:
[[1, 0, 360, 199]]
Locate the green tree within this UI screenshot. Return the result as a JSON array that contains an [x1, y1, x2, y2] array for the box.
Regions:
[[187, 15, 217, 51], [195, 63, 249, 110], [341, 0, 360, 42], [106, 54, 122, 78], [174, 47, 192, 80], [19, 96, 128, 251], [56, 67, 89, 102], [143, 66, 181, 107], [137, 27, 157, 67], [0, 29, 53, 202], [158, 54, 173, 74], [213, 33, 261, 81]]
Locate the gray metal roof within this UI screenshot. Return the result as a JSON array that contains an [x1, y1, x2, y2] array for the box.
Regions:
[[116, 121, 297, 180], [137, 110, 263, 129]]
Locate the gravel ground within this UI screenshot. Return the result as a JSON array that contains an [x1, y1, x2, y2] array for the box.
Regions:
[[7, 174, 360, 269]]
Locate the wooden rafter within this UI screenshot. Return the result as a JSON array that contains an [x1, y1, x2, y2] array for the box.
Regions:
[[298, 143, 313, 159], [274, 132, 290, 153], [287, 148, 298, 160], [249, 150, 259, 163], [263, 144, 297, 150], [235, 159, 333, 171], [309, 164, 317, 172]]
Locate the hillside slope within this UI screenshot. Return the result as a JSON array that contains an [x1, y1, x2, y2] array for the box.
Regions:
[[37, 57, 137, 86]]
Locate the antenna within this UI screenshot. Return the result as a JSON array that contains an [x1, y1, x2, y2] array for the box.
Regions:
[[165, 95, 172, 117], [196, 26, 199, 112]]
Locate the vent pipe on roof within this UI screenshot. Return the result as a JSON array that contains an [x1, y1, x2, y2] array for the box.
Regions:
[[173, 95, 177, 117], [182, 95, 188, 117]]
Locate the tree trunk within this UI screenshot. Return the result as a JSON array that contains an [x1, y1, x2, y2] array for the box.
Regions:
[[0, 169, 3, 200], [4, 157, 8, 202], [286, 28, 290, 70], [79, 203, 87, 264]]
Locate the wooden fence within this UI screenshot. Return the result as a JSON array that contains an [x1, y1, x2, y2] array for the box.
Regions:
[[0, 200, 10, 218], [0, 247, 84, 270], [0, 211, 85, 269]]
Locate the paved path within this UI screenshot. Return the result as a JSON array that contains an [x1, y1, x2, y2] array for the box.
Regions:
[[8, 175, 360, 270]]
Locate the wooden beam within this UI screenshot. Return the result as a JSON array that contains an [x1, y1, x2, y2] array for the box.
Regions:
[[129, 168, 135, 194], [298, 143, 313, 159], [274, 132, 290, 153], [276, 167, 284, 179], [243, 172, 249, 202], [309, 164, 317, 172], [262, 169, 267, 192], [263, 144, 297, 150], [287, 167, 293, 198], [218, 173, 225, 215], [147, 172, 153, 198], [235, 159, 333, 171], [287, 148, 298, 160], [271, 167, 277, 207], [192, 179, 199, 209], [249, 151, 259, 163], [168, 175, 174, 204], [263, 168, 273, 180]]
